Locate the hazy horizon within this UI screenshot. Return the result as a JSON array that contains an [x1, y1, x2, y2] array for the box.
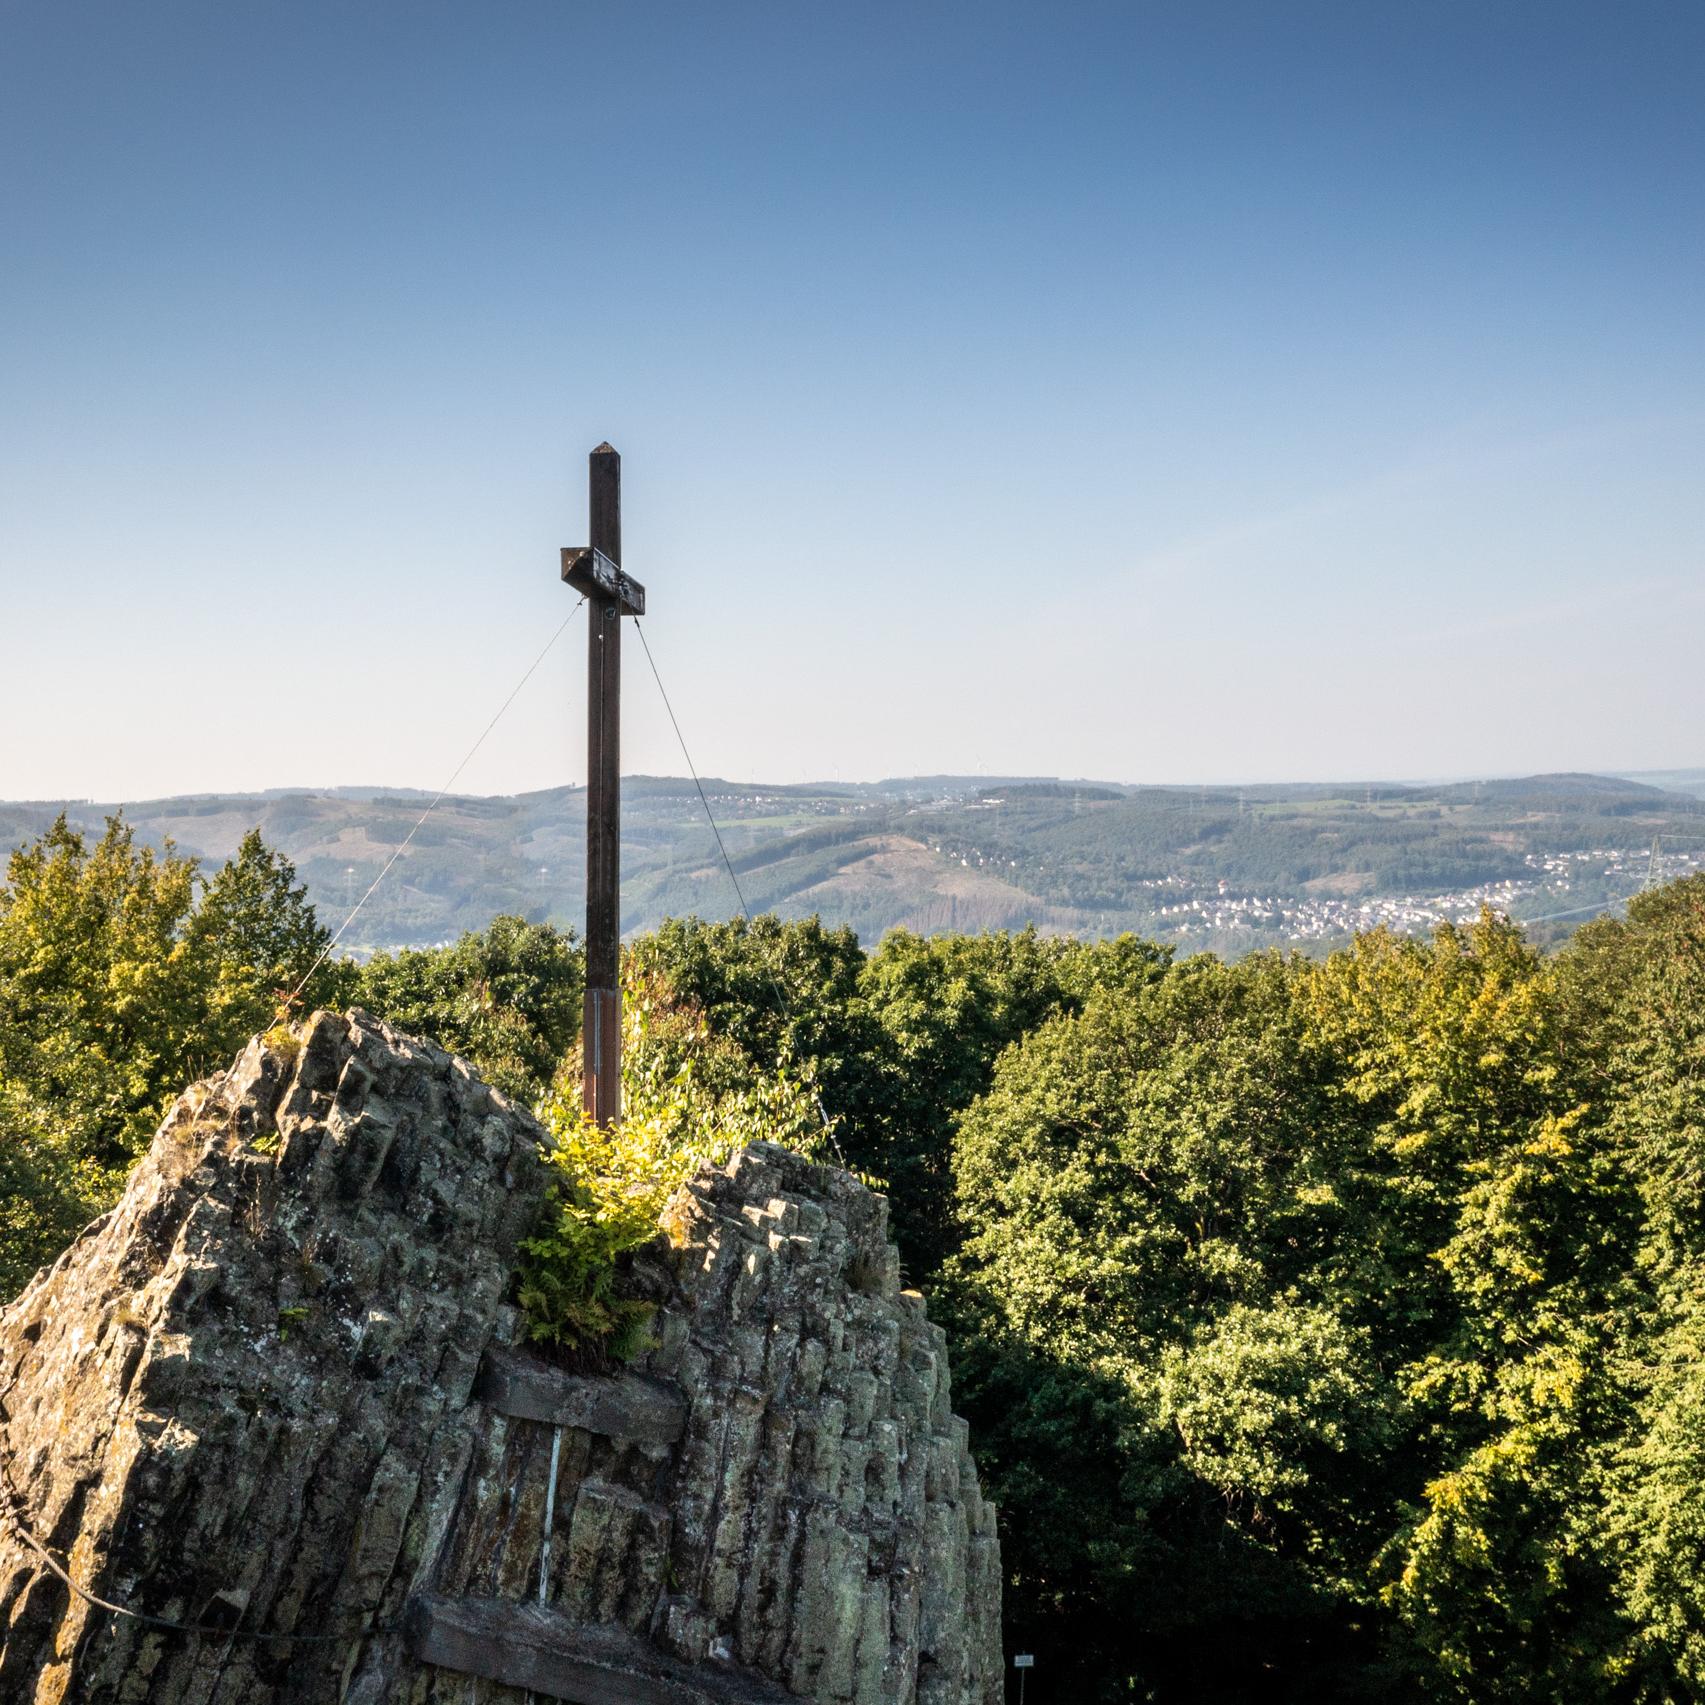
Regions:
[[5, 762, 1703, 813]]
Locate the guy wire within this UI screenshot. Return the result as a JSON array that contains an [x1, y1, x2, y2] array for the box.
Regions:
[[281, 598, 587, 1014], [632, 617, 834, 1135]]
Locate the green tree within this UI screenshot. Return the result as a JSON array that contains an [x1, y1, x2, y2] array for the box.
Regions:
[[628, 917, 1170, 1280], [0, 1068, 125, 1302], [518, 961, 825, 1356], [946, 952, 1400, 1700], [0, 816, 336, 1296], [186, 829, 339, 1051], [1560, 878, 1705, 1694], [860, 927, 1169, 1276], [1302, 914, 1640, 1699], [0, 816, 201, 1163], [350, 914, 582, 1104]]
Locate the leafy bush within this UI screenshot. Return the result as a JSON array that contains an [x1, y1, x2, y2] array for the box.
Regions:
[[516, 971, 828, 1356]]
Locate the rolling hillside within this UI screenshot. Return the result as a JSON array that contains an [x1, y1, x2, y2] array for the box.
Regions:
[[4, 772, 1702, 955]]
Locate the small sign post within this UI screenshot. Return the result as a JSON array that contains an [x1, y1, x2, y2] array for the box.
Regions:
[[1014, 1653, 1034, 1705]]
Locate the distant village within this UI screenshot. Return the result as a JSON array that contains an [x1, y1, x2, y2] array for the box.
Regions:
[[915, 816, 1705, 947], [1142, 845, 1704, 944]]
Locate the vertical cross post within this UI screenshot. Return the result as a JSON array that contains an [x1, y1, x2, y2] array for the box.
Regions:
[[584, 446, 621, 1127], [562, 443, 646, 1126]]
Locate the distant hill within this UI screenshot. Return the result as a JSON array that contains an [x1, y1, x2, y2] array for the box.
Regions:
[[1616, 768, 1705, 800], [5, 772, 1703, 955], [1433, 772, 1680, 805]]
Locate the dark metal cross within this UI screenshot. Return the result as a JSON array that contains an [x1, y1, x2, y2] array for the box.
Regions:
[[561, 443, 645, 1125]]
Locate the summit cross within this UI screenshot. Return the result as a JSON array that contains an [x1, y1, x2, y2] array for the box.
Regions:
[[561, 442, 646, 1126]]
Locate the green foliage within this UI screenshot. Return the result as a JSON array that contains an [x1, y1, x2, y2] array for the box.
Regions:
[[944, 951, 1394, 1698], [1556, 877, 1705, 1694], [188, 830, 338, 1042], [935, 908, 1705, 1701], [859, 927, 1170, 1274], [626, 913, 873, 1126], [631, 915, 1168, 1278], [0, 816, 336, 1298], [1158, 1300, 1383, 1517], [349, 914, 582, 1104], [0, 1067, 127, 1299], [516, 970, 827, 1355]]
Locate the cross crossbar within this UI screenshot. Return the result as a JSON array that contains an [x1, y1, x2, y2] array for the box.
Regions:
[[561, 547, 646, 616]]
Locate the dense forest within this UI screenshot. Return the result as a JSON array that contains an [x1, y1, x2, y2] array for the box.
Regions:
[[6, 813, 1705, 1699]]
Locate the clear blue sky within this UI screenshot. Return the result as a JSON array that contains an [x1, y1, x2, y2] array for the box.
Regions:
[[2, 1, 1701, 801]]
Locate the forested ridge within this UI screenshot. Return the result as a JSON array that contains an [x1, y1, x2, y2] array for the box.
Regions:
[[6, 814, 1705, 1700]]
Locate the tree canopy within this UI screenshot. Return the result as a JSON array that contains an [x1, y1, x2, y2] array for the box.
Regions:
[[0, 818, 338, 1294]]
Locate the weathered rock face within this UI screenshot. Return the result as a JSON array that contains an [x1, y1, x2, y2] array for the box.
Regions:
[[0, 1011, 544, 1705], [414, 1144, 1004, 1705], [0, 1011, 1002, 1705]]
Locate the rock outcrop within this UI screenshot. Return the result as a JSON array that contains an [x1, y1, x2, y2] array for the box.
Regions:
[[0, 1011, 1002, 1705]]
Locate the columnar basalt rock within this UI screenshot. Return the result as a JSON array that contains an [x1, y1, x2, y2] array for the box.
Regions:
[[0, 1013, 1002, 1705]]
